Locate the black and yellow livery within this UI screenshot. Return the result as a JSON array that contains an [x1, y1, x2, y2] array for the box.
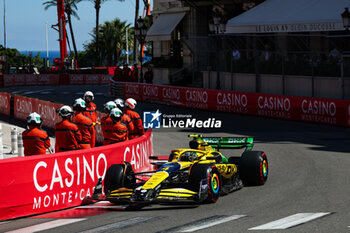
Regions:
[[93, 135, 268, 206]]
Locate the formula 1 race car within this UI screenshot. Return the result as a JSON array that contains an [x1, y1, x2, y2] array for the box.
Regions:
[[92, 135, 268, 205]]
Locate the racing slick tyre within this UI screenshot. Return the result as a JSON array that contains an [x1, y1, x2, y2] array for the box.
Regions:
[[104, 163, 135, 195], [239, 151, 268, 186], [189, 165, 220, 203]]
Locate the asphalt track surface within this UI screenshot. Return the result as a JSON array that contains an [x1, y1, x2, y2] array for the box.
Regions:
[[1, 85, 350, 233]]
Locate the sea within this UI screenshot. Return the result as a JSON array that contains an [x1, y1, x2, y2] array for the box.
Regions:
[[19, 50, 151, 64], [19, 51, 70, 63]]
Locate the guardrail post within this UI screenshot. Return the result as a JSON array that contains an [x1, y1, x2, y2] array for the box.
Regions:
[[11, 127, 18, 154], [17, 133, 24, 157], [0, 124, 3, 159]]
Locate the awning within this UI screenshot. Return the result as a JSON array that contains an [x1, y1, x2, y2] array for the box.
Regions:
[[146, 12, 186, 41], [226, 0, 348, 34]]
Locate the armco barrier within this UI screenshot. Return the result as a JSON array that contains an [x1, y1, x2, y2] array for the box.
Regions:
[[120, 81, 350, 127], [0, 92, 11, 116], [69, 74, 111, 85], [0, 130, 153, 220], [3, 74, 111, 87], [14, 95, 63, 129], [3, 74, 60, 87]]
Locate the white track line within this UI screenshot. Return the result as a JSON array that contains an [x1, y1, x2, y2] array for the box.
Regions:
[[76, 205, 125, 209], [6, 218, 86, 233], [249, 212, 331, 230], [80, 217, 156, 233], [76, 201, 125, 209], [175, 215, 246, 232]]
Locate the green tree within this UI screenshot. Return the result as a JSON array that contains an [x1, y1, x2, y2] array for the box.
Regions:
[[86, 0, 125, 66], [0, 45, 45, 72], [99, 19, 132, 66], [80, 18, 132, 67], [43, 0, 82, 58]]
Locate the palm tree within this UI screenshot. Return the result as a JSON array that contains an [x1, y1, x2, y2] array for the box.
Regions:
[[134, 0, 139, 65], [87, 0, 125, 66], [43, 0, 82, 58], [98, 19, 132, 66]]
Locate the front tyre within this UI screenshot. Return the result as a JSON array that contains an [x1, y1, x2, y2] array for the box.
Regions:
[[190, 165, 220, 203], [207, 170, 220, 203], [104, 163, 135, 195], [239, 151, 268, 185]]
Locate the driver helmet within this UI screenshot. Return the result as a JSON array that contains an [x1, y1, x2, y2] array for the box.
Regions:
[[83, 91, 94, 102], [104, 101, 117, 114], [182, 152, 197, 162], [73, 98, 86, 111], [27, 112, 42, 126], [125, 98, 137, 110], [57, 105, 74, 118]]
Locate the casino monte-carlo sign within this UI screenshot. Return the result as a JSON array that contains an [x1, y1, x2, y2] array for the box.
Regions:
[[255, 22, 343, 33]]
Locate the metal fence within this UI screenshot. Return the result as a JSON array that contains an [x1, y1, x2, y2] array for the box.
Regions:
[[182, 33, 350, 84]]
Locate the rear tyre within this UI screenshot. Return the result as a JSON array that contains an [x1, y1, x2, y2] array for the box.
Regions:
[[239, 151, 268, 185], [189, 165, 220, 203]]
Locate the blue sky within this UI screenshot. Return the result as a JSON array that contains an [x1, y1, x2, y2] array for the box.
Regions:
[[1, 0, 150, 51]]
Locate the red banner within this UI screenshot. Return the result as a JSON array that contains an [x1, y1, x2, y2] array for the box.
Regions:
[[69, 74, 85, 85], [3, 74, 60, 87], [69, 74, 112, 85], [85, 74, 100, 85], [0, 130, 153, 220], [0, 92, 10, 116], [3, 74, 110, 87], [14, 95, 62, 129], [38, 74, 60, 86], [122, 82, 350, 127]]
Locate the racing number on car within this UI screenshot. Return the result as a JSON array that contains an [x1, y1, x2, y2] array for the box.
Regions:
[[226, 166, 232, 175], [216, 164, 235, 178]]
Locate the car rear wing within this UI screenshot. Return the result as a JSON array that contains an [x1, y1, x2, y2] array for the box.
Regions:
[[189, 135, 254, 151]]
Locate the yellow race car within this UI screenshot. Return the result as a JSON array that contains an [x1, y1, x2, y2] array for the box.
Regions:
[[93, 135, 268, 205]]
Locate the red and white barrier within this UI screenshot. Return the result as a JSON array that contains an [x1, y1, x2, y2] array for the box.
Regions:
[[122, 82, 350, 127], [2, 74, 111, 87], [0, 130, 153, 220], [14, 95, 62, 129], [3, 74, 60, 87], [0, 92, 11, 116], [69, 74, 111, 85]]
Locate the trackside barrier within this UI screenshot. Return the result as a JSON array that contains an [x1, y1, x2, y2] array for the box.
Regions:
[[0, 92, 11, 116], [116, 80, 350, 127], [2, 74, 111, 87], [14, 95, 63, 129], [0, 124, 3, 159], [0, 130, 153, 220], [3, 74, 60, 87], [13, 95, 105, 144]]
